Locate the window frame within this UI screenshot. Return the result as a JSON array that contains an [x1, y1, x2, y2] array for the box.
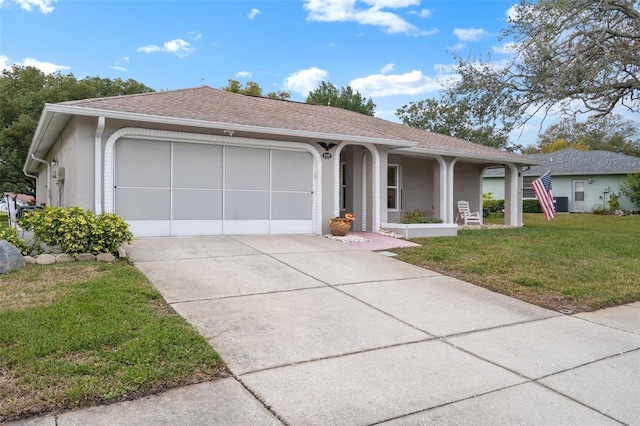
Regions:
[[387, 164, 400, 211]]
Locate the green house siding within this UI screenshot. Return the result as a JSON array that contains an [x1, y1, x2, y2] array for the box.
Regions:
[[483, 174, 636, 212]]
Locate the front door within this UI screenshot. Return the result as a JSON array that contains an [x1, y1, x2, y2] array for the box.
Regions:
[[573, 180, 587, 212]]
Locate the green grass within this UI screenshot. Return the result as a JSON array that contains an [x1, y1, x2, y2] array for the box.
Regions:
[[0, 212, 8, 228], [395, 213, 640, 312], [0, 262, 224, 422]]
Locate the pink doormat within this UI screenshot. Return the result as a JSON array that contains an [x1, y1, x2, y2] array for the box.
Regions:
[[346, 232, 420, 251]]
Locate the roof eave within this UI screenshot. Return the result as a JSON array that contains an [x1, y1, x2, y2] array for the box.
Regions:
[[393, 147, 540, 166], [44, 104, 418, 148]]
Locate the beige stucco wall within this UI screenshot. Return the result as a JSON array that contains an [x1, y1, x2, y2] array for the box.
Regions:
[[453, 162, 484, 215], [386, 154, 440, 223]]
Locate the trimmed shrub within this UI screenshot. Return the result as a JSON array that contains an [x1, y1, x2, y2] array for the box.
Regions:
[[523, 199, 543, 213], [399, 210, 443, 224], [18, 206, 133, 257]]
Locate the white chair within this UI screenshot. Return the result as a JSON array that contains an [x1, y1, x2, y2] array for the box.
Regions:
[[457, 200, 482, 225]]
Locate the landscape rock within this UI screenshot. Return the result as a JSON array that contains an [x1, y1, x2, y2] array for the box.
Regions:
[[96, 253, 116, 263], [0, 240, 26, 274], [56, 253, 76, 263], [36, 253, 56, 265], [24, 256, 37, 264], [117, 246, 127, 259], [76, 253, 95, 262], [614, 210, 625, 216]]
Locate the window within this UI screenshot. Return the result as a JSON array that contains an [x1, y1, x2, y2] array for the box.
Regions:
[[387, 164, 400, 210], [523, 177, 535, 198], [340, 162, 347, 211]]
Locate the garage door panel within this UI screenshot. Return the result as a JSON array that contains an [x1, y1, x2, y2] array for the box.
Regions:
[[173, 190, 222, 220], [116, 188, 170, 220], [116, 139, 170, 187], [271, 192, 312, 220], [272, 151, 312, 192], [116, 140, 314, 236], [225, 191, 269, 220], [225, 146, 270, 190], [173, 143, 223, 189]]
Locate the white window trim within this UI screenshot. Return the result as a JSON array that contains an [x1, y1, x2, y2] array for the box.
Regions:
[[388, 164, 400, 211]]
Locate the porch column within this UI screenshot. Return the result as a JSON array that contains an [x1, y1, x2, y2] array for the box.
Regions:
[[446, 158, 458, 224], [434, 156, 447, 221], [504, 163, 522, 226]]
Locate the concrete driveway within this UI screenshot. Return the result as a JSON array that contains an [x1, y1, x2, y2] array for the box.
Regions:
[[31, 235, 640, 425]]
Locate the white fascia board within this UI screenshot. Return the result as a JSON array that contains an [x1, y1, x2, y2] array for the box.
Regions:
[[394, 147, 542, 166], [23, 104, 63, 173], [45, 104, 417, 148]]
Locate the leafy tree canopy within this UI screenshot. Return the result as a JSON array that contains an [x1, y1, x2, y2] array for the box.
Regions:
[[525, 115, 640, 156], [621, 172, 640, 209], [221, 79, 291, 100], [0, 66, 154, 195], [522, 139, 589, 154], [395, 97, 513, 150], [306, 81, 376, 116], [446, 0, 640, 131]]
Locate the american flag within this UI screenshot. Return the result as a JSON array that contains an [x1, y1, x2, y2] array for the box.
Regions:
[[532, 171, 555, 221]]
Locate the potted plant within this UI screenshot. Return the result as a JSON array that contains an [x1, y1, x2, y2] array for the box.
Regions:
[[328, 213, 355, 236]]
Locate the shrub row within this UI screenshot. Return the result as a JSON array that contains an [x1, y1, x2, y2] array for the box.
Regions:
[[0, 206, 133, 256]]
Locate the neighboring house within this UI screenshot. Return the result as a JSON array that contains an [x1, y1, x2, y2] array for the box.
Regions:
[[23, 86, 535, 237], [1, 193, 35, 212], [484, 149, 640, 213]]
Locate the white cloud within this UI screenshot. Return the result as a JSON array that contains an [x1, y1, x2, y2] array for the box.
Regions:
[[248, 8, 260, 19], [492, 42, 519, 54], [284, 67, 328, 96], [350, 70, 442, 98], [137, 39, 194, 58], [506, 4, 519, 21], [110, 57, 129, 72], [380, 62, 394, 74], [409, 8, 432, 18], [188, 31, 202, 41], [303, 0, 435, 36], [235, 70, 252, 78], [453, 27, 488, 42], [15, 0, 55, 13], [1, 55, 70, 73]]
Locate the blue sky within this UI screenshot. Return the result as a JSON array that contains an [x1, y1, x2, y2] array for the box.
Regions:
[[1, 0, 554, 146]]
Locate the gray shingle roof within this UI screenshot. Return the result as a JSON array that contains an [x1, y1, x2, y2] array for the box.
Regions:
[[57, 86, 530, 163], [484, 148, 640, 176]]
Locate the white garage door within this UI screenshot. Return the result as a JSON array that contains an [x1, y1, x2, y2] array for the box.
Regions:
[[114, 138, 314, 237]]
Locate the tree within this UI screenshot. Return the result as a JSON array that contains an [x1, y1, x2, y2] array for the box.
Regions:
[[306, 81, 376, 116], [0, 66, 154, 195], [621, 173, 640, 209], [522, 139, 589, 154], [533, 115, 640, 155], [395, 97, 513, 150], [221, 79, 291, 100], [447, 0, 640, 131]]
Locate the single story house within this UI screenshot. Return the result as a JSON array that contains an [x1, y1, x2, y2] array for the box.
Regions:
[[24, 86, 536, 237], [484, 148, 640, 213]]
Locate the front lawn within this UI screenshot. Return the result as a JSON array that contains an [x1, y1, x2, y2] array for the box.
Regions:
[[0, 262, 225, 422], [395, 213, 640, 312]]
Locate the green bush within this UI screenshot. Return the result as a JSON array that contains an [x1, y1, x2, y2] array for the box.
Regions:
[[18, 206, 133, 257], [621, 173, 640, 210], [523, 199, 543, 213], [0, 226, 36, 255], [399, 210, 443, 224], [482, 193, 504, 212]]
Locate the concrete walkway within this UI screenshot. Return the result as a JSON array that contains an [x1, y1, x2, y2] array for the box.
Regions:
[[12, 235, 640, 425]]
